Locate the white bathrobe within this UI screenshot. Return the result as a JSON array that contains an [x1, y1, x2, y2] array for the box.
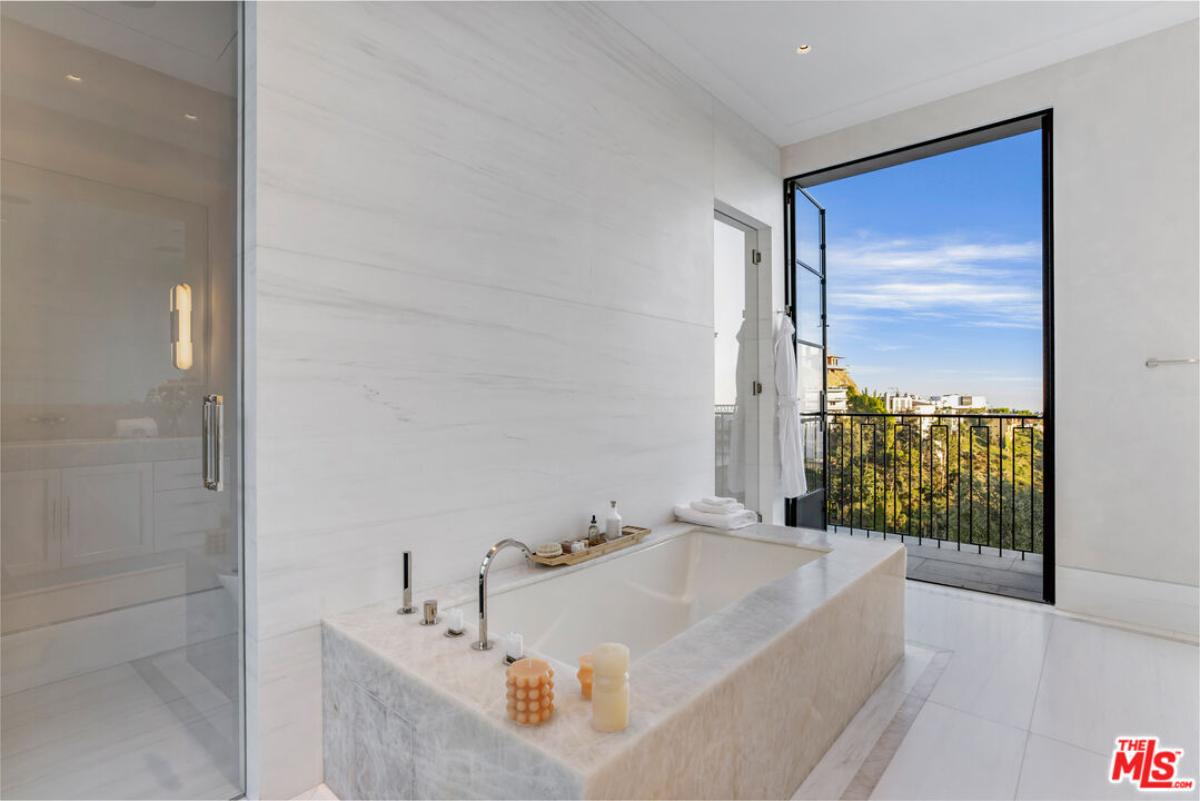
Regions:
[[774, 317, 807, 498]]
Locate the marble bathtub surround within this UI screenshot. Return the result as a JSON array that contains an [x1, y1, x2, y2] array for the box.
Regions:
[[323, 523, 905, 799]]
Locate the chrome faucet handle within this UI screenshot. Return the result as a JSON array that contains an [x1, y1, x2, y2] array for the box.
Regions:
[[397, 550, 416, 615]]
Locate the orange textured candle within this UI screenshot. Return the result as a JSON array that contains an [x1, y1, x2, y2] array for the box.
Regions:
[[506, 658, 555, 726], [577, 654, 594, 699]]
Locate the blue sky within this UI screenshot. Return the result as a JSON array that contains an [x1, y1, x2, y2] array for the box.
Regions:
[[809, 130, 1044, 412]]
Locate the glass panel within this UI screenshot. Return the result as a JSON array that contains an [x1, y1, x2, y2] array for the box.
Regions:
[[713, 217, 758, 508], [794, 189, 822, 271], [800, 415, 824, 496], [795, 267, 822, 345], [1, 3, 243, 799], [797, 343, 823, 414]]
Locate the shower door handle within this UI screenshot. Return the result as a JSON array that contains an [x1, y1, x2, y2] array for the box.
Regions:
[[203, 394, 224, 492]]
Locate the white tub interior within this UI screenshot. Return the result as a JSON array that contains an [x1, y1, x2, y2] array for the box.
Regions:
[[459, 531, 825, 664]]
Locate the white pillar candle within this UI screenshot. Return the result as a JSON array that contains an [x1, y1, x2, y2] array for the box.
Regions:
[[591, 642, 630, 732], [506, 632, 524, 661]]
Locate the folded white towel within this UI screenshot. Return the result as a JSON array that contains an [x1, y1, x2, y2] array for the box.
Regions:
[[690, 500, 745, 515], [674, 504, 758, 530], [702, 496, 739, 507]]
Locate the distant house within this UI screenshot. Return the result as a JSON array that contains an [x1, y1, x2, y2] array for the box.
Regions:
[[911, 398, 939, 415], [825, 355, 855, 413], [932, 394, 988, 412], [885, 391, 988, 415], [827, 387, 849, 412]]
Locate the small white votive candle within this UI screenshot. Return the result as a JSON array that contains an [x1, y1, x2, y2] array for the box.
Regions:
[[506, 632, 524, 661], [448, 608, 464, 634]]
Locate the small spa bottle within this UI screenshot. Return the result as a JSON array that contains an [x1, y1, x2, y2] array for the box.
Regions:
[[591, 642, 629, 732], [587, 515, 604, 546], [605, 501, 623, 540]]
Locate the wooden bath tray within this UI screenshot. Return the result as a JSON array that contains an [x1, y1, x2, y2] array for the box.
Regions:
[[531, 526, 652, 567]]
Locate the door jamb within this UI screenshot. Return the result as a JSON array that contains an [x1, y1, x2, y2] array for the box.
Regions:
[[714, 201, 776, 523]]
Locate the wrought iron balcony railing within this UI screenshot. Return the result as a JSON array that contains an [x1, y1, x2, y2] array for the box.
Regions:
[[714, 408, 1045, 557], [824, 412, 1044, 556]]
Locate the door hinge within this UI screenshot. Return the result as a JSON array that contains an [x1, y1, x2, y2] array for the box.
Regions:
[[752, 380, 763, 396], [752, 249, 762, 265]]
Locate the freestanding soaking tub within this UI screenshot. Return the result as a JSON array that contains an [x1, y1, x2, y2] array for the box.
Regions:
[[323, 523, 905, 799]]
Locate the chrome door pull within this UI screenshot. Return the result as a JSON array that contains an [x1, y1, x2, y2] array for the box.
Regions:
[[203, 394, 224, 491], [1145, 357, 1199, 368]]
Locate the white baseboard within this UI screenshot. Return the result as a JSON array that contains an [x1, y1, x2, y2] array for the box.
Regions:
[[1056, 566, 1199, 642]]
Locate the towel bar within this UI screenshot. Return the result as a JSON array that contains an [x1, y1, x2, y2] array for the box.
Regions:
[[1145, 357, 1199, 367]]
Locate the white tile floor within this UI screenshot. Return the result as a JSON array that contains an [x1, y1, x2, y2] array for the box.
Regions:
[[294, 582, 1200, 801], [873, 583, 1198, 801], [1, 644, 241, 800]]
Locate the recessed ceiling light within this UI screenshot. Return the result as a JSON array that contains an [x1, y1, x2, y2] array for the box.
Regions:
[[795, 44, 812, 55], [183, 113, 198, 121], [65, 73, 83, 82]]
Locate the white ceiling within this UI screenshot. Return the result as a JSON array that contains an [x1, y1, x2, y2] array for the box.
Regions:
[[601, 1, 1200, 146], [1, 1, 237, 95]]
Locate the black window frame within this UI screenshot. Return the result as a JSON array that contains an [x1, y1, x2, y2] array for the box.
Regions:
[[782, 109, 1056, 605]]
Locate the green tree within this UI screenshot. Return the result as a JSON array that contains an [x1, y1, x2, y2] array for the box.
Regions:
[[848, 386, 886, 414]]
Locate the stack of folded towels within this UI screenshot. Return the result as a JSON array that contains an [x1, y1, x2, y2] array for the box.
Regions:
[[673, 497, 758, 530]]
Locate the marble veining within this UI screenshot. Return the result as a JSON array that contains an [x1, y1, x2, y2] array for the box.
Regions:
[[251, 1, 786, 793], [323, 524, 905, 799]]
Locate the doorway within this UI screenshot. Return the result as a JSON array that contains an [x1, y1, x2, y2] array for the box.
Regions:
[[713, 209, 760, 513]]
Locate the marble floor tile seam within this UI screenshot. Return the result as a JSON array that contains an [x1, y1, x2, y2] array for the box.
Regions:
[[1016, 729, 1133, 761], [917, 698, 1033, 737], [837, 648, 954, 801], [911, 612, 1055, 732], [840, 691, 932, 797], [1022, 614, 1056, 733], [1010, 728, 1036, 801]]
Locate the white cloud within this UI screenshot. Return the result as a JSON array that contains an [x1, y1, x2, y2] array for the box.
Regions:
[[826, 235, 1043, 329], [832, 238, 1040, 275], [834, 281, 1039, 309]]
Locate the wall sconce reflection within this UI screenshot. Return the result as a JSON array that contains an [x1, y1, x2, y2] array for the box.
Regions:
[[170, 282, 193, 370]]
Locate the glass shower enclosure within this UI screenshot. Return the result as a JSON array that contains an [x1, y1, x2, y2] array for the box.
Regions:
[[1, 2, 244, 797]]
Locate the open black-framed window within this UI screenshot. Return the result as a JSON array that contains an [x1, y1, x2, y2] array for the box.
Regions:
[[783, 110, 1055, 605], [784, 186, 828, 530]]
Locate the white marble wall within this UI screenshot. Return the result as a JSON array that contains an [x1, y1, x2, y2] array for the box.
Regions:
[[250, 3, 783, 796]]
